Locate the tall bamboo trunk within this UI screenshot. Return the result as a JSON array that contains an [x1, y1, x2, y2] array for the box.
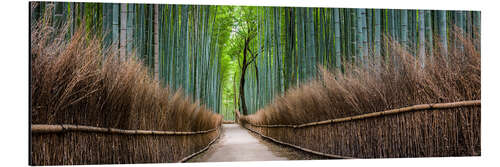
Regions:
[[401, 10, 408, 48], [120, 4, 127, 59], [439, 10, 448, 58], [356, 9, 363, 65], [389, 10, 395, 39], [306, 8, 316, 79], [112, 4, 119, 50], [53, 2, 63, 29], [350, 9, 356, 64], [102, 4, 111, 48], [425, 10, 433, 60], [334, 8, 342, 69], [361, 9, 368, 66], [70, 2, 75, 36], [127, 4, 135, 54], [418, 10, 425, 67], [457, 11, 465, 53], [153, 4, 159, 81], [473, 11, 480, 50], [374, 9, 381, 67]]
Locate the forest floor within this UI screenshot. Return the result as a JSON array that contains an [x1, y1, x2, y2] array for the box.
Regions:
[[188, 124, 326, 162]]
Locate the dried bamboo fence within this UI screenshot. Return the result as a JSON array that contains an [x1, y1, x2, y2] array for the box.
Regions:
[[239, 100, 481, 158], [30, 124, 221, 165]]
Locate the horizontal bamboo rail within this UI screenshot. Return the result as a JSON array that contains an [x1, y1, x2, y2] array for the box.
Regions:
[[31, 124, 217, 135], [247, 100, 480, 128], [242, 124, 352, 159], [178, 126, 222, 162]]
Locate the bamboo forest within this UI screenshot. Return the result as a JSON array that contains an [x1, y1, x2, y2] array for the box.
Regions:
[[30, 2, 481, 165]]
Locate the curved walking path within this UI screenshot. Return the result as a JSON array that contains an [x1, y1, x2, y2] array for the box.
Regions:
[[188, 124, 325, 162]]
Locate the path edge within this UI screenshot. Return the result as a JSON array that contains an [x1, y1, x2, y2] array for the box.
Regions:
[[240, 124, 353, 159], [178, 125, 223, 163]]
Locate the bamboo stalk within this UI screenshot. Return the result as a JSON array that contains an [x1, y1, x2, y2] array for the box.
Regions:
[[31, 124, 217, 135], [246, 100, 480, 128]]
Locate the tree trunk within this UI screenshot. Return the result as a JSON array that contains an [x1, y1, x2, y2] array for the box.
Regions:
[[239, 37, 251, 115]]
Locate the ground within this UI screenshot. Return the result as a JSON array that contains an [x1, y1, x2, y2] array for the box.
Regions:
[[188, 124, 327, 162]]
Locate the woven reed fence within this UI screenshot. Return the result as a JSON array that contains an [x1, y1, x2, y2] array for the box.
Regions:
[[30, 124, 221, 165], [239, 100, 481, 158]]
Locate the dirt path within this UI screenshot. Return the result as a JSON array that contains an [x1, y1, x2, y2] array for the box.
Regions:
[[188, 124, 325, 162]]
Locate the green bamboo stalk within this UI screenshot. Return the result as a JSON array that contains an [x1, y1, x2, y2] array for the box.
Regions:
[[425, 10, 434, 60], [305, 8, 314, 79], [361, 9, 368, 66], [334, 8, 342, 69], [418, 10, 425, 67], [374, 9, 381, 66], [112, 4, 119, 50], [120, 4, 127, 58], [438, 10, 448, 58], [101, 3, 110, 48], [367, 9, 372, 53], [340, 9, 347, 71], [401, 10, 408, 48], [389, 9, 395, 38], [153, 4, 159, 81], [273, 7, 283, 94], [473, 11, 480, 50], [127, 4, 135, 55], [356, 9, 363, 65]]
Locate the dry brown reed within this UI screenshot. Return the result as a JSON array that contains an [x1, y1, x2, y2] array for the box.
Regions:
[[240, 30, 480, 158], [30, 8, 221, 165]]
